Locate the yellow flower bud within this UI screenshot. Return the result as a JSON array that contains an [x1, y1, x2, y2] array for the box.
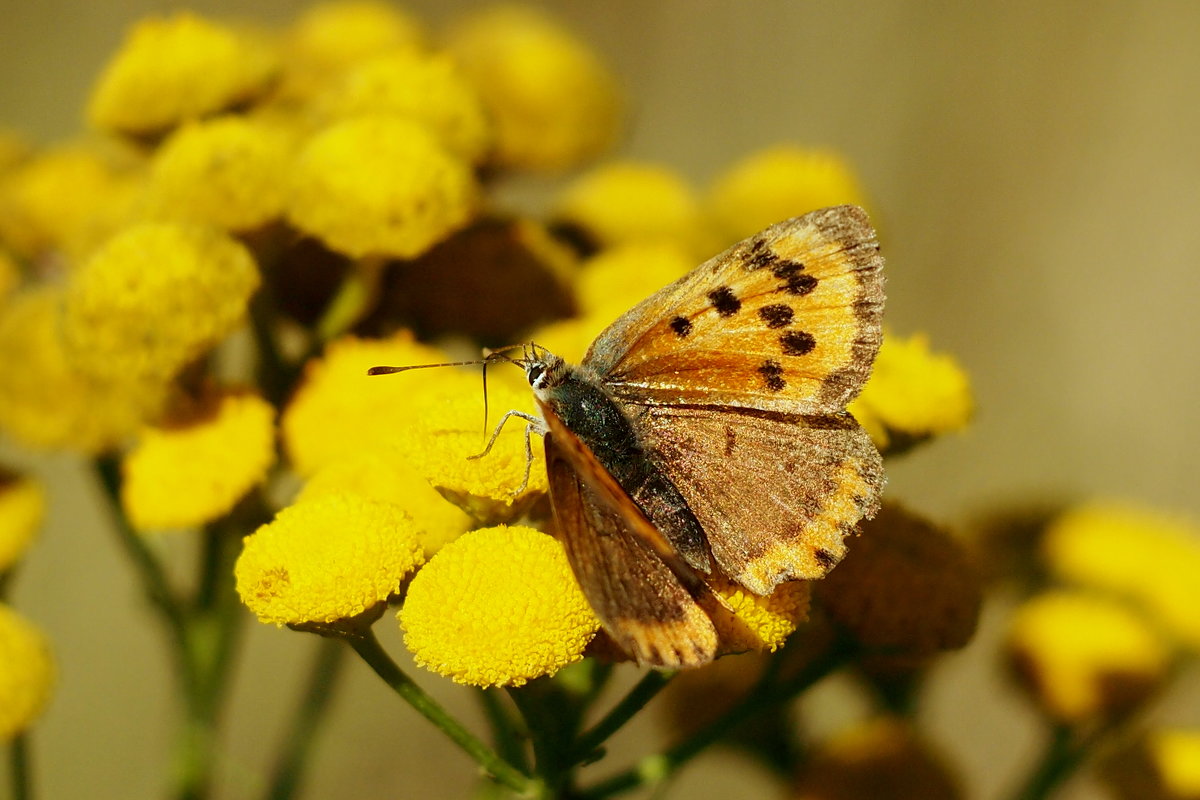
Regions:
[[0, 604, 55, 740]]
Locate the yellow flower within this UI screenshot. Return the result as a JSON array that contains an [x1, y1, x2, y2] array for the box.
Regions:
[[0, 604, 55, 741], [236, 492, 424, 626], [285, 1, 424, 74], [794, 717, 964, 800], [61, 222, 260, 383], [1043, 501, 1200, 650], [1104, 729, 1200, 800], [287, 115, 478, 259], [553, 161, 705, 252], [394, 374, 548, 524], [704, 575, 810, 655], [575, 241, 695, 318], [815, 504, 982, 655], [0, 288, 167, 453], [144, 116, 293, 232], [280, 331, 461, 476], [1006, 590, 1169, 722], [849, 332, 973, 452], [400, 526, 600, 687], [446, 5, 622, 171], [1149, 730, 1200, 798], [296, 449, 472, 557], [0, 143, 128, 259], [317, 51, 492, 164], [708, 145, 868, 243], [88, 12, 279, 136], [0, 474, 46, 574], [121, 391, 276, 532]]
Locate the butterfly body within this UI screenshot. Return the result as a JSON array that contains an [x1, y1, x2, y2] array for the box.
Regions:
[[522, 205, 887, 667]]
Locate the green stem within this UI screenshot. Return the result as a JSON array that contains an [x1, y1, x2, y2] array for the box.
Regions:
[[478, 689, 531, 775], [248, 290, 295, 409], [572, 671, 676, 764], [8, 733, 31, 800], [1004, 723, 1102, 800], [347, 629, 533, 796], [580, 650, 846, 799], [265, 638, 346, 800]]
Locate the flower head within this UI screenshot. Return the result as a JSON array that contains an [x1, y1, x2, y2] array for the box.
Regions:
[[144, 116, 294, 232], [1006, 589, 1169, 722], [317, 51, 492, 163], [814, 504, 982, 655], [0, 473, 46, 574], [61, 222, 260, 383], [400, 526, 600, 686], [287, 115, 478, 259], [553, 161, 704, 252], [0, 288, 167, 453], [704, 575, 810, 656], [280, 331, 461, 476], [121, 391, 276, 531], [236, 492, 424, 626], [285, 1, 424, 75], [849, 332, 973, 452], [1042, 501, 1200, 650], [0, 604, 55, 741], [708, 145, 867, 243], [296, 449, 472, 557], [446, 5, 622, 171], [88, 12, 279, 137]]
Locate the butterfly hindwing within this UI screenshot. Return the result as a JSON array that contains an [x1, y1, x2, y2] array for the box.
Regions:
[[634, 404, 884, 594], [543, 417, 718, 667], [584, 205, 884, 415]]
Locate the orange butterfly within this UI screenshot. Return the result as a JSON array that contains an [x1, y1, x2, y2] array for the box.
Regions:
[[378, 205, 885, 667]]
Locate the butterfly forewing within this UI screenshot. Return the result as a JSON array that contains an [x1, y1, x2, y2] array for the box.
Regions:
[[584, 205, 883, 415], [635, 405, 883, 595]]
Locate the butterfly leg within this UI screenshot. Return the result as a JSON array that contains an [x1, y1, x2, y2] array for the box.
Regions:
[[469, 410, 545, 460]]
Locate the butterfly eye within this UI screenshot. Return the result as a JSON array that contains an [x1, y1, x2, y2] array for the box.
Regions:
[[526, 362, 546, 387]]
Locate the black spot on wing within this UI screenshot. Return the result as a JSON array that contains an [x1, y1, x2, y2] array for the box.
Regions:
[[669, 316, 693, 338], [771, 259, 805, 279], [708, 287, 741, 317], [780, 330, 816, 356], [782, 273, 818, 296], [758, 304, 794, 329], [757, 359, 786, 392], [814, 548, 839, 570]]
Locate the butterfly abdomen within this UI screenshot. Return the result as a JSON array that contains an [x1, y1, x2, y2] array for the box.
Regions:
[[537, 365, 712, 573]]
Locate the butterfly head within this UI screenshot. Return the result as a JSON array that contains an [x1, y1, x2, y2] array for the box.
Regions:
[[519, 343, 568, 397]]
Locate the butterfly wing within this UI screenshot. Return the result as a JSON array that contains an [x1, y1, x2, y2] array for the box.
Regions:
[[585, 205, 883, 415], [634, 404, 884, 595], [545, 432, 718, 667]]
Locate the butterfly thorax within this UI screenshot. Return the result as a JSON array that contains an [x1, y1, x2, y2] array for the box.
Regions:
[[527, 352, 713, 573]]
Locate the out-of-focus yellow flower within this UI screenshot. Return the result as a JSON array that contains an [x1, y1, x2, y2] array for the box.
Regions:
[[849, 332, 972, 452], [280, 331, 463, 476], [1043, 501, 1200, 650], [530, 310, 612, 366], [296, 449, 472, 557], [0, 604, 55, 741], [88, 12, 279, 137], [317, 51, 491, 164], [553, 161, 704, 252], [793, 717, 964, 800], [0, 143, 128, 259], [0, 288, 167, 453], [1103, 729, 1200, 800], [61, 222, 260, 383], [400, 525, 600, 687], [288, 115, 478, 259], [0, 474, 46, 574], [575, 241, 694, 318], [394, 375, 547, 524], [1006, 590, 1169, 723], [144, 116, 293, 232], [704, 575, 810, 655], [121, 392, 276, 532], [709, 145, 867, 244], [815, 504, 981, 655], [446, 5, 621, 172], [236, 492, 423, 626], [286, 1, 424, 75]]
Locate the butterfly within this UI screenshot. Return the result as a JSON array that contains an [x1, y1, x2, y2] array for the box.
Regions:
[[376, 205, 885, 667]]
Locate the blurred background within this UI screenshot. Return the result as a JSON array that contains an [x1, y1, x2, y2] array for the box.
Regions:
[[2, 1, 1197, 798]]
